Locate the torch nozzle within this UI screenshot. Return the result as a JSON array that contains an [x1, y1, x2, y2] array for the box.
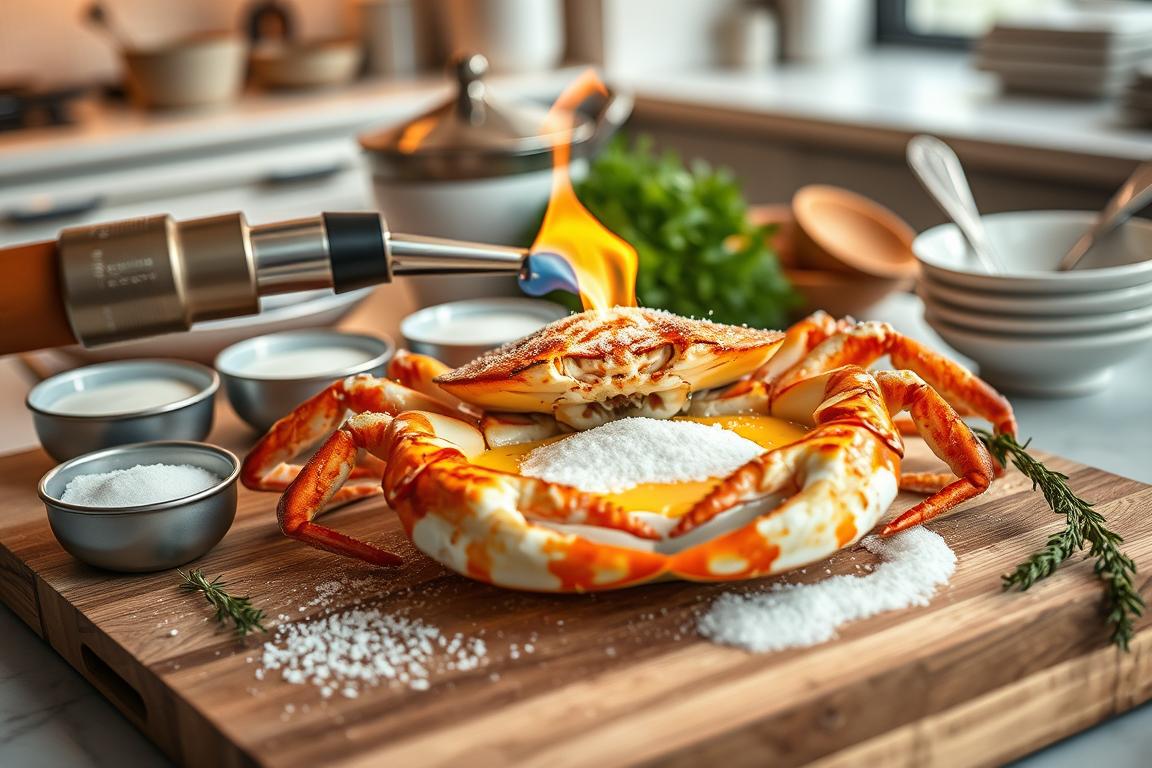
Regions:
[[517, 251, 580, 297], [388, 233, 580, 298]]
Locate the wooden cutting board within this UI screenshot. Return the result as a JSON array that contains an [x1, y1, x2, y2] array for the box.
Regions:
[[0, 402, 1149, 768]]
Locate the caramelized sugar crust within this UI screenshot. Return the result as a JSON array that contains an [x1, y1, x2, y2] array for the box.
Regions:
[[437, 307, 784, 384]]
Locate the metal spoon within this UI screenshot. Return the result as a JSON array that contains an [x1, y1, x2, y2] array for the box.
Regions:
[[906, 134, 1004, 274], [1058, 162, 1152, 271]]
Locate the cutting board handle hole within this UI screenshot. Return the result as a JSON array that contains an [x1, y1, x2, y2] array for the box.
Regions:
[[81, 643, 147, 723]]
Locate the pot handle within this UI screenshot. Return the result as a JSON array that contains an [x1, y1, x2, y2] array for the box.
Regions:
[[582, 88, 634, 157]]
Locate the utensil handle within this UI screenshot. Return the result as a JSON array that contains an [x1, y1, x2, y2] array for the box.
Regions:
[[907, 135, 1003, 274], [583, 89, 634, 157], [0, 240, 80, 355], [1059, 162, 1152, 271]]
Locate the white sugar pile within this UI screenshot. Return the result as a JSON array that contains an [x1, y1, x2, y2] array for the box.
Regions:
[[261, 608, 488, 698], [698, 527, 957, 653], [60, 463, 221, 507], [520, 417, 764, 493]]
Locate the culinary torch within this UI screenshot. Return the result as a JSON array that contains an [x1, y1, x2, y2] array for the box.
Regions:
[[0, 210, 580, 356]]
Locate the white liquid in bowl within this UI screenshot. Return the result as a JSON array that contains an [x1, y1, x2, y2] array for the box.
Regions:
[[238, 347, 375, 378], [49, 378, 200, 416], [418, 313, 547, 344]]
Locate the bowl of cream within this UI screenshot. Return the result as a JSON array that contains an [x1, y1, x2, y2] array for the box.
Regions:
[[401, 298, 569, 367], [26, 360, 219, 462], [215, 330, 394, 431]]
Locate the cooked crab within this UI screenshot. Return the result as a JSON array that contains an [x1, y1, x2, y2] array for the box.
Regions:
[[242, 308, 1015, 591]]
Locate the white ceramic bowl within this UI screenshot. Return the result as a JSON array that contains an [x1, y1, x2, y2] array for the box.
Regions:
[[921, 291, 1152, 336], [919, 271, 1152, 316], [926, 315, 1152, 397], [401, 298, 569, 368], [123, 34, 246, 111], [914, 211, 1152, 294]]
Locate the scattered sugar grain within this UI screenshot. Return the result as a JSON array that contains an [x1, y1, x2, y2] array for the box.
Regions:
[[699, 528, 957, 653], [60, 463, 220, 507], [520, 417, 763, 493], [260, 608, 489, 697]]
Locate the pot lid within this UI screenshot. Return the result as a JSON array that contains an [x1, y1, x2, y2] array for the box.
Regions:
[[359, 54, 597, 180]]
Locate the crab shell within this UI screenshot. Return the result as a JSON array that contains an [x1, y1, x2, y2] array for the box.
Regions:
[[434, 307, 786, 429]]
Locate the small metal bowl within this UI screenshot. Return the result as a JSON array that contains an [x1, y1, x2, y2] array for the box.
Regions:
[[38, 441, 239, 573], [215, 330, 394, 432], [26, 360, 218, 462], [401, 298, 568, 368]]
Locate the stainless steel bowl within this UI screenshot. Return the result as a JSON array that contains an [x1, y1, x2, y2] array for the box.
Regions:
[[401, 298, 568, 367], [37, 441, 239, 572], [215, 330, 394, 432], [26, 360, 218, 462]]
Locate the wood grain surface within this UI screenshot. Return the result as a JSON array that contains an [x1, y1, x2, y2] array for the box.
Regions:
[[0, 401, 1149, 768]]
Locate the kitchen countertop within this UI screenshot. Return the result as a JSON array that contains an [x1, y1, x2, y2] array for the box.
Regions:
[[620, 47, 1152, 185], [0, 69, 576, 185], [1, 290, 1150, 767], [3, 48, 1151, 191]]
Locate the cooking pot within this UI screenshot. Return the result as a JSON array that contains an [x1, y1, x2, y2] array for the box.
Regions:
[[359, 53, 632, 305]]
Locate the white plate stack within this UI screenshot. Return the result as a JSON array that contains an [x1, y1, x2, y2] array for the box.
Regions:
[[913, 211, 1152, 398], [1120, 63, 1152, 124], [974, 7, 1152, 99]]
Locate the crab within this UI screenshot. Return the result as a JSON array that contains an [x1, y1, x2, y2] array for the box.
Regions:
[[242, 308, 1016, 592]]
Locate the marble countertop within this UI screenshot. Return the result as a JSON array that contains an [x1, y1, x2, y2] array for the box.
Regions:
[[0, 292, 1149, 766]]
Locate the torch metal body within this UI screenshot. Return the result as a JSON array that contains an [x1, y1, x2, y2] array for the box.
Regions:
[[54, 211, 530, 347]]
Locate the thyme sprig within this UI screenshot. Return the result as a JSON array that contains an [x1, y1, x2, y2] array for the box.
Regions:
[[179, 568, 267, 637], [975, 429, 1143, 650]]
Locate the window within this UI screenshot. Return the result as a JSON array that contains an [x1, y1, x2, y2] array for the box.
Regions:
[[878, 0, 1074, 46]]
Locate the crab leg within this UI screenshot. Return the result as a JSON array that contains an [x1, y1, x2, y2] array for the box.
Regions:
[[771, 321, 1017, 436], [669, 369, 902, 579], [874, 370, 995, 535], [277, 409, 657, 573], [689, 311, 847, 417], [241, 373, 458, 500], [388, 351, 477, 414], [388, 351, 566, 446], [750, 310, 852, 384], [380, 412, 656, 539], [276, 412, 404, 566], [674, 367, 899, 538]]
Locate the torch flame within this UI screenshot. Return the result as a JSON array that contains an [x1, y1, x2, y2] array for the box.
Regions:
[[533, 70, 638, 311]]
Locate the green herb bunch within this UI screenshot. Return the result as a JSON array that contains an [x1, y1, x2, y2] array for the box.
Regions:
[[976, 430, 1143, 650], [572, 136, 799, 328], [179, 568, 266, 637]]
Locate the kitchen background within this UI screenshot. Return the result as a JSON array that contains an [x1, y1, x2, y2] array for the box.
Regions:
[[3, 1, 1152, 766], [2, 0, 1151, 538]]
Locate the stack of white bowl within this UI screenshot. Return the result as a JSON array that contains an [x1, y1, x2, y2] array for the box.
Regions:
[[913, 211, 1152, 398]]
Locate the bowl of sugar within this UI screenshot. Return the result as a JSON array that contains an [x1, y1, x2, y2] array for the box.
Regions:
[[401, 298, 569, 368], [38, 441, 239, 572], [215, 330, 394, 432], [26, 360, 219, 462]]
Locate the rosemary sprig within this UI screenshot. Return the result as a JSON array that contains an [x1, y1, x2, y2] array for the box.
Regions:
[[975, 429, 1143, 650], [179, 569, 267, 637]]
